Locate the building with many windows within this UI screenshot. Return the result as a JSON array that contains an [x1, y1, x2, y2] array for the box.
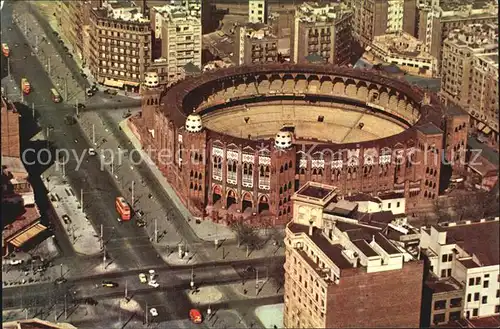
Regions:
[[283, 182, 424, 328], [415, 0, 498, 75], [234, 23, 279, 65], [419, 219, 500, 322], [352, 0, 416, 47], [292, 2, 353, 65], [365, 31, 437, 77], [150, 2, 202, 81], [88, 2, 152, 92], [440, 23, 498, 142], [248, 0, 267, 24]]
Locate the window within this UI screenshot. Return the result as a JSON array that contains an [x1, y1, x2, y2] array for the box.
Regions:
[[396, 201, 400, 207], [474, 292, 480, 301], [450, 311, 461, 321], [495, 305, 500, 314], [473, 308, 478, 316], [482, 296, 487, 304], [388, 203, 392, 209], [441, 269, 447, 278], [484, 281, 489, 288], [434, 300, 446, 310], [442, 255, 448, 263], [433, 313, 445, 324], [469, 278, 474, 286], [497, 289, 499, 298], [467, 293, 471, 302], [450, 298, 462, 308], [447, 268, 452, 277], [475, 277, 481, 285]]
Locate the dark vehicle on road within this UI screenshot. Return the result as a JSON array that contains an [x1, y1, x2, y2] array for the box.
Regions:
[[104, 89, 118, 96], [55, 277, 67, 285], [62, 214, 71, 224], [136, 219, 146, 227], [136, 210, 144, 219], [75, 103, 86, 110], [102, 281, 118, 288]]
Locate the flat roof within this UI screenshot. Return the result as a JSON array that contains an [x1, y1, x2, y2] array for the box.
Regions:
[[288, 223, 353, 269], [437, 220, 499, 266], [459, 258, 480, 269], [344, 193, 381, 203], [377, 192, 405, 200], [417, 122, 443, 135], [296, 183, 335, 201], [2, 206, 41, 240], [352, 239, 378, 257]]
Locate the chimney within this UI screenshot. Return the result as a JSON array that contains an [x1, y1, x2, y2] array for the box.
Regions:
[[142, 0, 147, 16], [308, 220, 314, 236]]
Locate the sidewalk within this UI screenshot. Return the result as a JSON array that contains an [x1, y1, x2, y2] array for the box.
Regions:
[[120, 119, 236, 241], [255, 304, 284, 329], [43, 167, 101, 256]]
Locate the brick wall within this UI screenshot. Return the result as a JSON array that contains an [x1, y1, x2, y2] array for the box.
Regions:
[[325, 261, 424, 328]]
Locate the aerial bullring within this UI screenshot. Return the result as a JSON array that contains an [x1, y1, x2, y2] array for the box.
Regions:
[[132, 64, 467, 226]]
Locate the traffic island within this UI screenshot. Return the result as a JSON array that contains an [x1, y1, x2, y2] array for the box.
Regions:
[[186, 286, 223, 306]]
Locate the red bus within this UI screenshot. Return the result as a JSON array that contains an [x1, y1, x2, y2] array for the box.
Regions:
[[189, 309, 202, 324], [115, 197, 131, 221]]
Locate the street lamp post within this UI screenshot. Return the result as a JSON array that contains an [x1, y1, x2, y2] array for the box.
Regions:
[[154, 218, 158, 243]]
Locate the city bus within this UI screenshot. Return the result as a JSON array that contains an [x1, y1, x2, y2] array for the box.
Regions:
[[115, 196, 131, 221], [50, 88, 62, 103]]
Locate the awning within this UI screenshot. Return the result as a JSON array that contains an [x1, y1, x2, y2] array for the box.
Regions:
[[477, 122, 485, 130], [103, 78, 124, 88], [482, 126, 491, 135], [124, 81, 140, 87], [8, 223, 47, 248]]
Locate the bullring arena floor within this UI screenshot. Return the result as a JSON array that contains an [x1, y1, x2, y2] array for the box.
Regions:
[[203, 103, 407, 143]]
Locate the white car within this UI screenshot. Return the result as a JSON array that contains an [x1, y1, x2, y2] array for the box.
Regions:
[[150, 308, 158, 317], [9, 259, 23, 265], [88, 148, 96, 156], [139, 273, 147, 283], [148, 280, 159, 288]]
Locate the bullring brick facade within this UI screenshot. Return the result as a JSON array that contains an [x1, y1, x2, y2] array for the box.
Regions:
[[131, 64, 467, 226]]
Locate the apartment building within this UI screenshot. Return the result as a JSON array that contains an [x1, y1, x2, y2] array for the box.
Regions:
[[88, 2, 152, 92], [249, 0, 267, 24], [292, 2, 353, 65], [415, 0, 498, 74], [352, 0, 416, 47], [283, 182, 424, 328], [419, 219, 500, 321], [440, 23, 499, 141], [1, 96, 20, 158], [365, 31, 437, 77], [151, 2, 201, 80], [234, 24, 278, 65]]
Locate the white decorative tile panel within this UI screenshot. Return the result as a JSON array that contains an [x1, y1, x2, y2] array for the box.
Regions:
[[212, 147, 224, 157], [299, 158, 307, 169], [259, 156, 271, 166], [242, 154, 254, 163], [312, 159, 325, 168], [227, 150, 239, 161], [379, 154, 391, 164], [331, 160, 343, 169]]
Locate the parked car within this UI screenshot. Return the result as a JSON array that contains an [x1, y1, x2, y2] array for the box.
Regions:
[[148, 280, 159, 288], [102, 281, 118, 288], [55, 277, 67, 285], [136, 210, 144, 219], [9, 259, 23, 265], [75, 103, 85, 110], [88, 148, 96, 156], [150, 308, 158, 317], [136, 219, 146, 228], [139, 273, 147, 283]]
